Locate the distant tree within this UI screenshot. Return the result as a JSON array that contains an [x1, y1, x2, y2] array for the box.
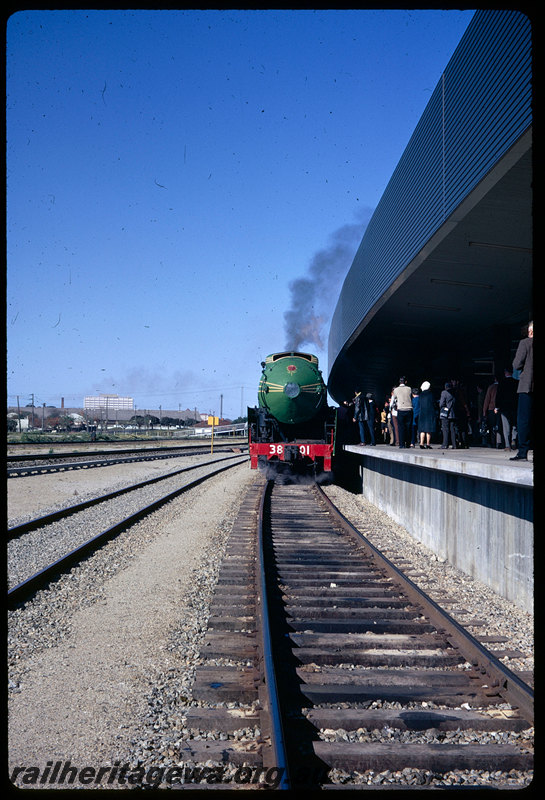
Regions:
[[58, 414, 74, 431], [232, 416, 248, 423], [7, 419, 17, 432]]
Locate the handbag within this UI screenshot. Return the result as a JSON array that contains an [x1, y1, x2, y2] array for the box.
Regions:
[[440, 407, 449, 419]]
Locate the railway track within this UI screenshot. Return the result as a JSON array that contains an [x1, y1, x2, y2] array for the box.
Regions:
[[181, 478, 533, 790], [7, 454, 248, 607], [7, 443, 247, 477], [8, 454, 245, 540]]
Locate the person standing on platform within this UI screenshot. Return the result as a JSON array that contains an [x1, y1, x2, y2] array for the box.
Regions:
[[351, 390, 365, 445], [439, 382, 457, 449], [452, 378, 470, 449], [362, 393, 376, 445], [389, 388, 399, 446], [381, 402, 389, 444], [495, 367, 518, 451], [418, 381, 436, 448], [511, 320, 533, 461], [410, 387, 420, 447], [476, 384, 487, 446], [393, 377, 413, 448], [482, 377, 500, 448]]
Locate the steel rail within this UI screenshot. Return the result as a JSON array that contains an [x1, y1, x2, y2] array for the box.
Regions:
[[8, 446, 194, 462], [7, 445, 247, 477], [8, 453, 190, 476], [315, 483, 533, 724], [8, 457, 247, 609], [8, 454, 247, 540], [256, 479, 291, 790], [8, 443, 246, 461]]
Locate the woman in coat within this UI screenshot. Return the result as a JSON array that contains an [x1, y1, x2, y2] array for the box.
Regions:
[[418, 381, 436, 448], [439, 382, 457, 449]]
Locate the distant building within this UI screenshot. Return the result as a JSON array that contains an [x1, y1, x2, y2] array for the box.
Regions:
[[84, 394, 134, 411], [7, 403, 202, 426]]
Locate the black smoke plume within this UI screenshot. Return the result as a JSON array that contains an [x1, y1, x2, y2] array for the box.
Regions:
[[283, 208, 373, 353]]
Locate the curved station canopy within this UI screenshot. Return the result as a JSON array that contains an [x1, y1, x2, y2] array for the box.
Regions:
[[327, 10, 532, 405]]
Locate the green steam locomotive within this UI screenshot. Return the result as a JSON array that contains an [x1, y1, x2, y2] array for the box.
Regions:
[[248, 351, 336, 472]]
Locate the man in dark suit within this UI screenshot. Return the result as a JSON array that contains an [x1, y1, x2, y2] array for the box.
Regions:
[[362, 393, 376, 445]]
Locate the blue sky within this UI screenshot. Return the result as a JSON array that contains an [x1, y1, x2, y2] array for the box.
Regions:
[[7, 8, 475, 419]]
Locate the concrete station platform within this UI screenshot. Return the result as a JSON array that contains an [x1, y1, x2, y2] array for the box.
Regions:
[[342, 444, 533, 613]]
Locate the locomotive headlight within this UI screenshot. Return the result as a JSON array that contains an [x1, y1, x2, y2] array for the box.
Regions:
[[284, 382, 300, 398]]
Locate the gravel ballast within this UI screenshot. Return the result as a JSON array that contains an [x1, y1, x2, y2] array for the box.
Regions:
[[8, 459, 258, 782], [8, 454, 246, 589], [8, 461, 533, 789], [322, 484, 534, 679]]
